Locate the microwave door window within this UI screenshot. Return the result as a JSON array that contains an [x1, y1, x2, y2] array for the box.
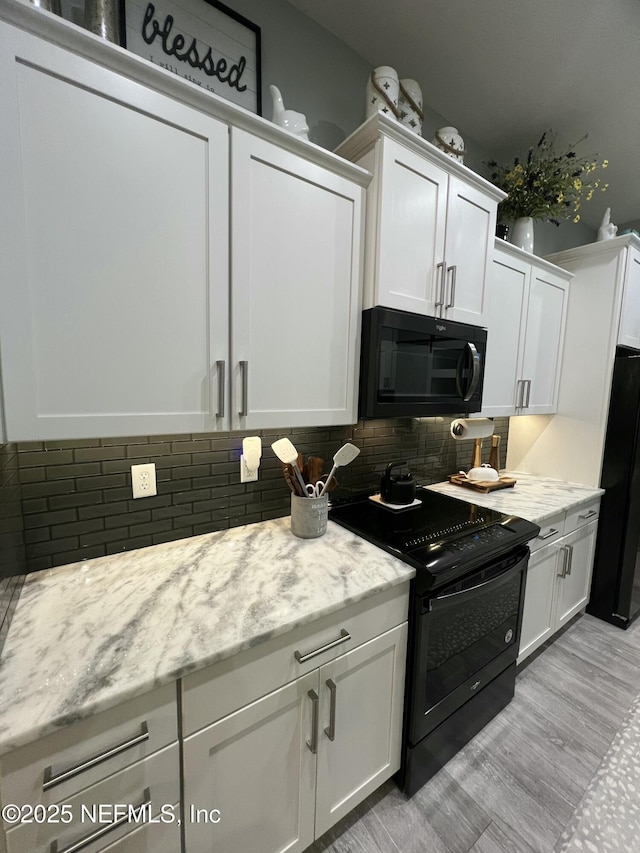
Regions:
[[378, 329, 464, 403]]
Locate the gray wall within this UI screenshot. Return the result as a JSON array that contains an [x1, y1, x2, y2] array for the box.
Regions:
[[217, 0, 595, 254]]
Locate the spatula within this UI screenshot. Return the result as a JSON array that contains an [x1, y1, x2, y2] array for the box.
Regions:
[[319, 443, 360, 496], [271, 438, 308, 496]]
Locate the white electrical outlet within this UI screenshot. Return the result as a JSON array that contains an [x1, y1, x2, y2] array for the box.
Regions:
[[131, 463, 157, 499]]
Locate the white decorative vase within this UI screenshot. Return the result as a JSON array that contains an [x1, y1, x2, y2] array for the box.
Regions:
[[270, 85, 309, 140], [366, 66, 400, 120], [398, 78, 423, 135], [510, 217, 535, 254], [432, 126, 465, 163]]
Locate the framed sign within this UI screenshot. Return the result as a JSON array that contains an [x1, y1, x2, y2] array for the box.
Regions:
[[122, 0, 262, 114]]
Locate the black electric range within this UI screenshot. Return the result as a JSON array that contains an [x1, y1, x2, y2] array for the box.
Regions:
[[329, 486, 540, 796], [329, 486, 540, 593]]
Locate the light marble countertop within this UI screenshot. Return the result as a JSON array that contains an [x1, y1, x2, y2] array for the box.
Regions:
[[0, 518, 414, 754], [428, 471, 603, 525]]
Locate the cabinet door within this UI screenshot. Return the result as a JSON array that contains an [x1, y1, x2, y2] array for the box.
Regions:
[[442, 176, 497, 325], [230, 128, 363, 428], [555, 520, 599, 629], [0, 26, 229, 440], [183, 670, 317, 853], [518, 267, 568, 415], [314, 623, 407, 838], [618, 248, 640, 349], [518, 544, 561, 664], [480, 252, 529, 417], [374, 138, 447, 316]]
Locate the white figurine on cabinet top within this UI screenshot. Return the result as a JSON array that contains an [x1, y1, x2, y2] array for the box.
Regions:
[[270, 85, 309, 141], [597, 207, 618, 241], [398, 78, 423, 135], [432, 126, 465, 163], [366, 66, 400, 120]]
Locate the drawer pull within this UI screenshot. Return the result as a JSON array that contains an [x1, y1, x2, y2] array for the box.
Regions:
[[306, 690, 319, 755], [294, 629, 351, 664], [537, 528, 559, 541], [324, 678, 337, 742], [42, 722, 149, 792], [578, 509, 598, 521], [49, 788, 151, 853]]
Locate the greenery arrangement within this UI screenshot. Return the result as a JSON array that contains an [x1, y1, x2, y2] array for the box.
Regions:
[[487, 131, 609, 225]]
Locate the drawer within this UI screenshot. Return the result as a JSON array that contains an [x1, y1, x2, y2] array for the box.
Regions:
[[528, 512, 565, 552], [565, 498, 600, 533], [5, 743, 179, 853], [0, 683, 177, 811], [182, 581, 410, 736]]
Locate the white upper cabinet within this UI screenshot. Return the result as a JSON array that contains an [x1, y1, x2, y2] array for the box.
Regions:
[[0, 24, 230, 440], [508, 234, 640, 487], [335, 113, 504, 325], [375, 139, 448, 316], [0, 7, 369, 440], [481, 241, 571, 418], [230, 129, 364, 429], [618, 246, 640, 350]]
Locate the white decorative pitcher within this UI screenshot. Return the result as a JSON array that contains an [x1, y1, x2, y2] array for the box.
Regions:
[[366, 66, 400, 120], [510, 217, 535, 254], [270, 85, 309, 140], [432, 126, 465, 163], [398, 78, 423, 135]]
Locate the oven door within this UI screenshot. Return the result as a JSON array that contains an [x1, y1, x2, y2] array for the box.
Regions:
[[408, 545, 528, 745]]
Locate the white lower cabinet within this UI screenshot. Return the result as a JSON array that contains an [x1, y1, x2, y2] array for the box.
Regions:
[[519, 501, 600, 663], [181, 587, 409, 853], [0, 684, 180, 853]]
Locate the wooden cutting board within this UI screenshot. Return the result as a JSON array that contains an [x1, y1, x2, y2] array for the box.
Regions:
[[448, 474, 517, 493]]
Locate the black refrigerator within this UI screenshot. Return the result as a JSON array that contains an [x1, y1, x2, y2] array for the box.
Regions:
[[588, 347, 640, 628]]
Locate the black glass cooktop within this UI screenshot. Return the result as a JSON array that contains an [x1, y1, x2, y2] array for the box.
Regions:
[[329, 487, 539, 589]]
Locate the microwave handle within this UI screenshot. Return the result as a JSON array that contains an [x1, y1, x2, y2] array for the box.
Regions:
[[456, 342, 481, 402]]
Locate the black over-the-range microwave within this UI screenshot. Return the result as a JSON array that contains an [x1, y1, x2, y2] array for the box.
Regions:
[[359, 307, 487, 419]]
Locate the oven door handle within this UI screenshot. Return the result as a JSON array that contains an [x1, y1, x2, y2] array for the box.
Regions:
[[431, 557, 524, 605], [456, 342, 481, 402]]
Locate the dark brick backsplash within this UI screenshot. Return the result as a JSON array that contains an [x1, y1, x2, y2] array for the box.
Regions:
[[13, 418, 509, 573], [0, 443, 26, 654]]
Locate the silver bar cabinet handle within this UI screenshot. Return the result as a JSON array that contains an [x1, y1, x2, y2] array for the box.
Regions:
[[516, 379, 525, 409], [215, 360, 225, 419], [49, 789, 151, 853], [434, 262, 446, 308], [306, 690, 319, 754], [239, 360, 248, 417], [524, 379, 532, 408], [445, 264, 457, 308], [324, 679, 337, 741], [557, 545, 570, 578], [43, 723, 149, 792], [566, 544, 573, 576], [536, 527, 559, 541], [294, 629, 351, 664], [579, 509, 598, 521]]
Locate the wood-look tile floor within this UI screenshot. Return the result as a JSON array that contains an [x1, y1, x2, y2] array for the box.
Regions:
[[306, 613, 640, 853]]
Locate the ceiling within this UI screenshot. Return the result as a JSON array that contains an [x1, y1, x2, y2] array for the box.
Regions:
[[286, 0, 640, 231]]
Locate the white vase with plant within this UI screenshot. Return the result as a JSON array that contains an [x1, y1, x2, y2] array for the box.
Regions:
[[486, 131, 609, 253]]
